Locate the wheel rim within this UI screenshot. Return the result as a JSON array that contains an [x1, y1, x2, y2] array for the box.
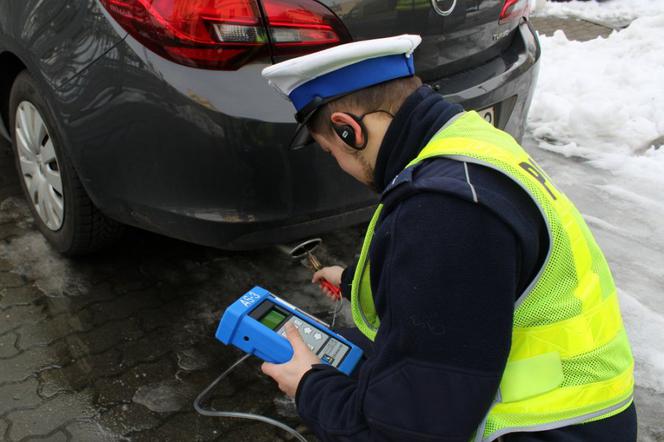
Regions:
[[15, 101, 64, 231]]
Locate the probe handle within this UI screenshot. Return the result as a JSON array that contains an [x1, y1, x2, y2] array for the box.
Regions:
[[319, 278, 342, 301]]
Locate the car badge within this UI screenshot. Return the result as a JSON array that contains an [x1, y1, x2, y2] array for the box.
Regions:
[[431, 0, 457, 16]]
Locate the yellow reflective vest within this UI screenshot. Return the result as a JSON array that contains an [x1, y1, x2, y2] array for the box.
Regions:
[[350, 111, 634, 441]]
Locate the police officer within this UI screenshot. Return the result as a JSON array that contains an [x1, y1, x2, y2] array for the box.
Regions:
[[260, 35, 637, 441]]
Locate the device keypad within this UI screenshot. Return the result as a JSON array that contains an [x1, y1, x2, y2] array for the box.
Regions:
[[277, 316, 349, 367]]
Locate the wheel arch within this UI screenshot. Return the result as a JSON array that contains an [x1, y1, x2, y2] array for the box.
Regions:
[[0, 51, 27, 140]]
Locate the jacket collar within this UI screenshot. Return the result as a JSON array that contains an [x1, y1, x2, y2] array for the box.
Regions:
[[373, 85, 463, 193]]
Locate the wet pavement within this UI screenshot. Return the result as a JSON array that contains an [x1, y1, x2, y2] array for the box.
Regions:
[[1, 16, 663, 442], [0, 139, 361, 441], [530, 16, 615, 40]]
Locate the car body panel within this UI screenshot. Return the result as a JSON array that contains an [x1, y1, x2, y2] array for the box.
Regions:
[[0, 0, 126, 140], [0, 0, 540, 250], [0, 1, 126, 88]]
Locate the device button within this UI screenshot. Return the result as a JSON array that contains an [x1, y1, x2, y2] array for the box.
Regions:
[[314, 332, 322, 340], [303, 327, 312, 335], [307, 344, 314, 351], [294, 319, 303, 327]]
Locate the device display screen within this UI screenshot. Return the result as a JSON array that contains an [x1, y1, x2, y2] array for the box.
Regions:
[[260, 309, 287, 330]]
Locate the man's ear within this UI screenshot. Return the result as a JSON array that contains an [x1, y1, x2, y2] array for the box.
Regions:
[[330, 112, 365, 148]]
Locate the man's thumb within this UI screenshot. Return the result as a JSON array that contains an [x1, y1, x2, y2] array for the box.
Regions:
[[285, 322, 307, 351], [312, 269, 324, 283]]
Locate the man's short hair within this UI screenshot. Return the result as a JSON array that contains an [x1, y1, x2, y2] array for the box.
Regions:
[[307, 75, 423, 139]]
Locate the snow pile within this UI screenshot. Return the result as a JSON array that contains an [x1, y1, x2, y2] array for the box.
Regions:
[[528, 10, 664, 408], [535, 0, 664, 28], [620, 291, 664, 394], [528, 15, 664, 185]]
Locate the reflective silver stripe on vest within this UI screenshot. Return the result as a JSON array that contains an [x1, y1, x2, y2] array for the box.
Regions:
[[473, 390, 502, 442], [481, 395, 633, 442], [463, 162, 479, 203]]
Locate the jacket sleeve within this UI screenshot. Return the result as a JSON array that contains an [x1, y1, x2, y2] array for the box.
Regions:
[[340, 260, 356, 301], [295, 192, 518, 441]]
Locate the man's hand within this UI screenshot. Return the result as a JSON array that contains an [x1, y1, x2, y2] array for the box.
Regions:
[[261, 323, 321, 397], [312, 265, 344, 300]]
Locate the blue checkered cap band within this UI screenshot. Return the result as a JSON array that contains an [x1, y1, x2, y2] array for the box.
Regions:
[[289, 53, 415, 112], [262, 34, 422, 112]]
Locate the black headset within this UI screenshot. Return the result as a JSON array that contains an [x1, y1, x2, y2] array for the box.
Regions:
[[333, 110, 394, 150]]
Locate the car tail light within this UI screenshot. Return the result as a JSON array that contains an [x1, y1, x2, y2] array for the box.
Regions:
[[499, 0, 529, 24], [262, 0, 351, 57], [99, 0, 350, 70]]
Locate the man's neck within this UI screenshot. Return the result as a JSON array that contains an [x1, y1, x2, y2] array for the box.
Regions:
[[372, 85, 464, 193]]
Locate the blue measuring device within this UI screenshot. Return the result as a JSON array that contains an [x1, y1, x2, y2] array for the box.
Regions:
[[215, 286, 363, 375]]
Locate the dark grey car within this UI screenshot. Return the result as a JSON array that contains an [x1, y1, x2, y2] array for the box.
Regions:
[[0, 0, 540, 255]]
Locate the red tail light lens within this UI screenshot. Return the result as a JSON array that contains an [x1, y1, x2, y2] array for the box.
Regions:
[[499, 0, 529, 24], [100, 0, 350, 70], [262, 0, 351, 57], [100, 0, 268, 69]]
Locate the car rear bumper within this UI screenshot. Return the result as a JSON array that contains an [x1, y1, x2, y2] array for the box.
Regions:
[[122, 197, 377, 250], [57, 19, 540, 250], [432, 19, 541, 142]]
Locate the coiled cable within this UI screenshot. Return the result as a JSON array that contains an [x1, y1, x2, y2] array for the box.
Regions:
[[193, 298, 343, 441]]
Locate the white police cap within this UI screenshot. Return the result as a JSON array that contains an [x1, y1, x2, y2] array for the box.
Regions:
[[262, 34, 422, 148]]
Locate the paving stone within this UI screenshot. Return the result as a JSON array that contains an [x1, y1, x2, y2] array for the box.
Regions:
[[65, 420, 122, 442], [0, 286, 43, 310], [42, 282, 117, 316], [7, 390, 97, 440], [38, 349, 123, 398], [140, 311, 173, 332], [132, 379, 198, 413], [131, 411, 254, 442], [531, 16, 613, 41], [0, 378, 41, 415], [0, 258, 11, 272], [176, 346, 211, 372], [94, 358, 177, 407], [0, 331, 19, 358], [98, 402, 161, 436], [0, 196, 30, 223], [112, 277, 156, 295], [37, 370, 76, 400], [17, 313, 90, 350], [0, 225, 28, 241], [120, 330, 175, 367], [1, 340, 72, 383], [0, 303, 47, 335], [24, 430, 69, 442], [0, 271, 26, 289], [88, 292, 162, 325], [62, 317, 143, 359], [0, 419, 8, 440]]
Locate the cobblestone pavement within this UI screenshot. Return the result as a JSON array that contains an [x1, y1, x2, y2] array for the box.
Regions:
[[0, 138, 363, 441], [531, 16, 614, 41], [0, 15, 657, 442]]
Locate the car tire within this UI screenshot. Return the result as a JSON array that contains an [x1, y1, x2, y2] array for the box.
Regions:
[[9, 70, 124, 256]]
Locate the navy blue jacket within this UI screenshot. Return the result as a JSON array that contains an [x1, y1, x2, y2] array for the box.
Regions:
[[295, 86, 636, 441]]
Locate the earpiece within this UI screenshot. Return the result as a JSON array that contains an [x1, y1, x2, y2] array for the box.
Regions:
[[333, 124, 358, 147], [333, 113, 367, 150]]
